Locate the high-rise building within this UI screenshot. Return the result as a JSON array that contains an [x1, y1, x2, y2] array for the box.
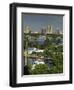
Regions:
[[46, 25, 53, 34], [24, 26, 31, 33], [41, 27, 46, 34], [41, 25, 53, 34]]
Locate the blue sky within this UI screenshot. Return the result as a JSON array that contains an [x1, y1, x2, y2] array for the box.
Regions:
[[22, 13, 63, 32]]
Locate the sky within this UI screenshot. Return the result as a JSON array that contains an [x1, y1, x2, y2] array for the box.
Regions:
[[22, 13, 63, 32]]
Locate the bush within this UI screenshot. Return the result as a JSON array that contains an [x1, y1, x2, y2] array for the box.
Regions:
[[31, 64, 50, 74], [48, 65, 63, 74]]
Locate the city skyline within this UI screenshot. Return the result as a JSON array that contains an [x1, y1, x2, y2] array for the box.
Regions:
[[22, 13, 63, 32]]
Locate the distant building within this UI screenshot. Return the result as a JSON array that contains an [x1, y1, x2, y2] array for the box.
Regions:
[[41, 27, 46, 34], [41, 25, 53, 34], [54, 28, 62, 34], [46, 25, 53, 34], [24, 26, 31, 33]]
